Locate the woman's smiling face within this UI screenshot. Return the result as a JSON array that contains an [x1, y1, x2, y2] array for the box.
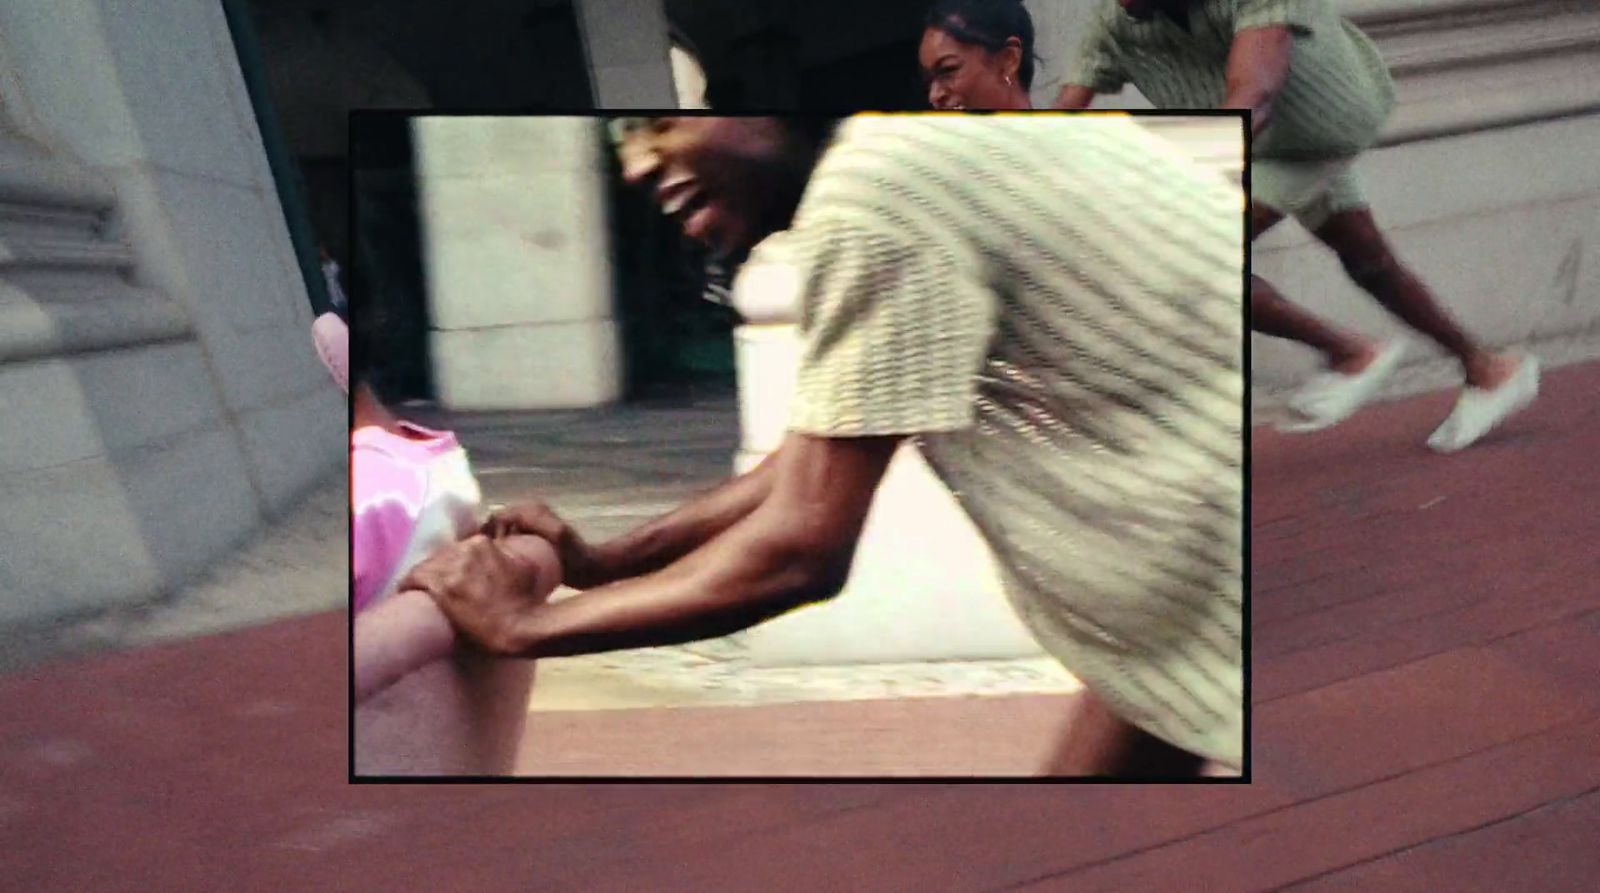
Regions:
[[918, 25, 1024, 111]]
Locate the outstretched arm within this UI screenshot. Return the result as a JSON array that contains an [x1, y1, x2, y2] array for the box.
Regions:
[[407, 434, 901, 659], [1053, 85, 1098, 110], [483, 450, 781, 589], [590, 449, 784, 583], [1224, 26, 1295, 138]]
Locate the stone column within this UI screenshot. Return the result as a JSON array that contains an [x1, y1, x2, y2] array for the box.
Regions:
[[412, 117, 622, 410], [574, 0, 678, 108], [0, 0, 342, 626]]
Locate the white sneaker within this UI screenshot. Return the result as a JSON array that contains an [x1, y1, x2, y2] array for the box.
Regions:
[[1278, 339, 1408, 433], [1427, 355, 1540, 453]]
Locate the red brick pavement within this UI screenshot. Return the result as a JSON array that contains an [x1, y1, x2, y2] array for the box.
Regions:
[[1, 361, 1596, 892]]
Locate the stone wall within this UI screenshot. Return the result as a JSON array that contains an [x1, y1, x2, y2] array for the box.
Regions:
[[0, 0, 343, 627]]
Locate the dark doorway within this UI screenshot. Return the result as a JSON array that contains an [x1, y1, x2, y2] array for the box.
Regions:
[[349, 114, 433, 403]]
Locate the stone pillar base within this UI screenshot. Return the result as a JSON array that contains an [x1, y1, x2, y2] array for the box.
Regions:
[[718, 323, 1042, 667], [430, 319, 622, 411]]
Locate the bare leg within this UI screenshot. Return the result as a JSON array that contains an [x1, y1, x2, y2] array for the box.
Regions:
[[1250, 202, 1380, 372], [1252, 276, 1380, 373], [1042, 689, 1206, 778], [1313, 208, 1518, 389]]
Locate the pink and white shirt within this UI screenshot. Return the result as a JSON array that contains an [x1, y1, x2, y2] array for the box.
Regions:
[[352, 422, 482, 613]]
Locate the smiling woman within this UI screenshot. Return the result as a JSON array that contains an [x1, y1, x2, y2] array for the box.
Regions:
[[918, 0, 1040, 110]]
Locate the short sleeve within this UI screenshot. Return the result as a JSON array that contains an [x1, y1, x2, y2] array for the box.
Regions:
[[1064, 14, 1128, 93], [785, 212, 994, 438], [1234, 0, 1317, 34], [352, 444, 427, 612]]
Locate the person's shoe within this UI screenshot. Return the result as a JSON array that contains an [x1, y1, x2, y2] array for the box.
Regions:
[[1278, 339, 1408, 433], [1426, 355, 1540, 453]]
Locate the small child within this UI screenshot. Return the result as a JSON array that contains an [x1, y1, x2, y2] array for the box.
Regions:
[[317, 311, 558, 775]]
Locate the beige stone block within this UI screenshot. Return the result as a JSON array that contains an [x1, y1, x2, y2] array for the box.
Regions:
[[97, 0, 264, 186], [205, 322, 337, 418], [418, 172, 612, 330], [734, 324, 803, 455], [411, 117, 605, 179], [0, 424, 260, 624], [431, 320, 622, 411], [591, 64, 678, 109], [1258, 115, 1600, 252], [0, 341, 223, 475], [116, 166, 302, 334], [236, 384, 347, 518], [576, 0, 671, 67], [0, 0, 142, 170]]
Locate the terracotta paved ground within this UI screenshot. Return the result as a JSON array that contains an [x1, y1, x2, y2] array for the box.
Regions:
[[2, 361, 1596, 891]]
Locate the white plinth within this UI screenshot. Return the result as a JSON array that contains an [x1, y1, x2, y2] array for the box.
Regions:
[[431, 319, 622, 411], [725, 323, 1042, 667]]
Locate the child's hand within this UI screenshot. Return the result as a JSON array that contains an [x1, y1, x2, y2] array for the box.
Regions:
[[401, 535, 562, 656], [482, 501, 605, 589]]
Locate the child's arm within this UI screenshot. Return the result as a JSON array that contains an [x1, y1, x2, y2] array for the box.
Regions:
[[353, 589, 455, 703], [354, 534, 561, 704]]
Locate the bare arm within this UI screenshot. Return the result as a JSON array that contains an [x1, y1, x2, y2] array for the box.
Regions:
[[589, 449, 782, 583], [1224, 26, 1295, 138], [1053, 85, 1098, 110], [483, 450, 781, 589], [354, 535, 558, 703], [409, 434, 901, 658], [353, 589, 454, 703]]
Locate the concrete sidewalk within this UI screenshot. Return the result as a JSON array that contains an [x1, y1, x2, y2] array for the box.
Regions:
[[0, 471, 348, 674], [2, 361, 1597, 889]]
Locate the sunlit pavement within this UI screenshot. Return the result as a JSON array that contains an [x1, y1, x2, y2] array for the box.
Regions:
[[2, 362, 1598, 888]]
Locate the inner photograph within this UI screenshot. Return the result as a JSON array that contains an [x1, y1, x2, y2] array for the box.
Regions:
[[346, 111, 1246, 778]]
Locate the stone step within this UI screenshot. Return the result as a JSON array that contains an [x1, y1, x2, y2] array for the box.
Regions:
[[0, 138, 117, 214], [0, 231, 136, 272], [0, 198, 107, 243], [0, 281, 192, 363]]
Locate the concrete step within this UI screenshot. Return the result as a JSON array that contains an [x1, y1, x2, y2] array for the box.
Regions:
[[0, 281, 192, 363], [0, 138, 117, 214], [0, 231, 136, 272]]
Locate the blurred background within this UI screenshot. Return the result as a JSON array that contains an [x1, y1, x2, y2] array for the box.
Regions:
[[4, 0, 1595, 673]]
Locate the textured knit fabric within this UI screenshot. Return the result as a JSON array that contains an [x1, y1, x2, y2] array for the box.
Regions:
[[773, 113, 1245, 767], [1068, 0, 1395, 160]]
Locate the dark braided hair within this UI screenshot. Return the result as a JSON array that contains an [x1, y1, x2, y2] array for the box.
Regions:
[[925, 0, 1040, 90]]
